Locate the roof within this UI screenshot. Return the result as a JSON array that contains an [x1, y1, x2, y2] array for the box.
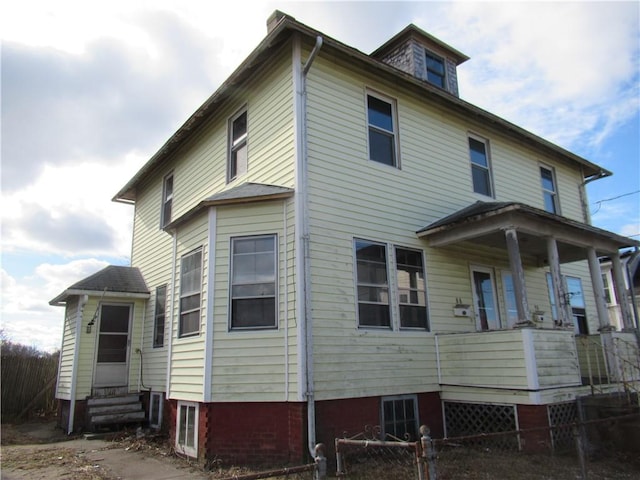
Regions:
[[49, 266, 150, 306], [163, 182, 294, 230], [417, 201, 638, 262], [113, 11, 611, 203]]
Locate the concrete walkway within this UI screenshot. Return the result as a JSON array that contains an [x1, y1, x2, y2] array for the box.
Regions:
[[1, 422, 210, 480]]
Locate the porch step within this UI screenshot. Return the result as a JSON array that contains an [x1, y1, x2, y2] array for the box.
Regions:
[[87, 393, 145, 430]]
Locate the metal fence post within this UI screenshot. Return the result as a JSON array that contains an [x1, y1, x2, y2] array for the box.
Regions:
[[573, 424, 588, 480], [335, 438, 344, 476], [420, 425, 437, 480], [314, 443, 327, 480]]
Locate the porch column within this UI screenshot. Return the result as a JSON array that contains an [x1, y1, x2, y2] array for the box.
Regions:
[[504, 227, 530, 323], [546, 237, 570, 327], [611, 253, 634, 330], [586, 247, 612, 330]]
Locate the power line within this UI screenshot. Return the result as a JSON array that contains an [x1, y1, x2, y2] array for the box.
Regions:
[[591, 189, 640, 215]]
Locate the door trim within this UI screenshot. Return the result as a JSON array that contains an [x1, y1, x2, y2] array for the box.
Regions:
[[92, 302, 133, 389], [470, 265, 501, 331]]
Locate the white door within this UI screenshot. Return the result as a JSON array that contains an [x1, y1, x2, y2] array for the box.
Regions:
[[94, 304, 131, 387], [471, 267, 501, 331]]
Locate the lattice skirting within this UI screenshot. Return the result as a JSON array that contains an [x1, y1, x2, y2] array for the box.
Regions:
[[444, 401, 517, 436], [547, 401, 578, 450]]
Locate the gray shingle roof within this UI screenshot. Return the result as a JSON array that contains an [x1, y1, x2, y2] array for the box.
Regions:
[[50, 266, 149, 305]]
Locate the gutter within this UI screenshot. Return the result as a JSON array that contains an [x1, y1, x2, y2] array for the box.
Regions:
[[295, 34, 323, 458]]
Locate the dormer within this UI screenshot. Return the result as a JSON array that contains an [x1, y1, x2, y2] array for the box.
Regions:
[[371, 24, 469, 97]]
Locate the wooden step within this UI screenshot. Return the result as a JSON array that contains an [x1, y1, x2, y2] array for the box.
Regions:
[[89, 403, 143, 415], [91, 410, 146, 425], [87, 394, 140, 407]]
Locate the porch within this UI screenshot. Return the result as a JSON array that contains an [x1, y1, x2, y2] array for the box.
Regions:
[[435, 328, 640, 403]]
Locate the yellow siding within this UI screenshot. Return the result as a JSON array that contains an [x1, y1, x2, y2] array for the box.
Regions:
[[438, 331, 529, 389], [56, 298, 78, 400], [532, 329, 581, 387], [170, 215, 209, 401], [210, 202, 292, 402]]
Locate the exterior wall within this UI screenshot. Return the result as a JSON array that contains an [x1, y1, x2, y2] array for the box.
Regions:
[[169, 214, 209, 401], [56, 297, 79, 400], [210, 201, 296, 402], [532, 329, 581, 388]]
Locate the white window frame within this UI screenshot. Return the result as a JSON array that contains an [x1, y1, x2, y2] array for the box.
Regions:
[[229, 234, 278, 331], [179, 248, 203, 337], [149, 392, 163, 429], [161, 172, 174, 228], [354, 239, 429, 331], [540, 164, 559, 214], [228, 108, 248, 182], [468, 135, 494, 198], [501, 270, 519, 328], [176, 400, 198, 458], [381, 394, 419, 440], [470, 265, 501, 331], [425, 50, 446, 88], [153, 285, 167, 348], [366, 90, 400, 168]]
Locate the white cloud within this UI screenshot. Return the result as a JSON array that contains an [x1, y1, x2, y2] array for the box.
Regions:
[[1, 259, 109, 351]]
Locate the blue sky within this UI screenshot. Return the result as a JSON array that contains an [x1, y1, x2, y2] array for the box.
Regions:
[[2, 1, 639, 351]]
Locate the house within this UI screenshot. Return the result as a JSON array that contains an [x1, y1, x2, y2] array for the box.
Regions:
[[51, 11, 640, 464]]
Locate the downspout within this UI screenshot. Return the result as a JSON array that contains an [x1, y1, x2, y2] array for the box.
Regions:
[[68, 294, 88, 435], [579, 168, 610, 224], [295, 34, 323, 457]]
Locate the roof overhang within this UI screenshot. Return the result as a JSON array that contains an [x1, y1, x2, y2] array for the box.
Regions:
[[49, 289, 150, 307], [417, 202, 638, 264], [113, 12, 611, 204], [164, 182, 294, 231]]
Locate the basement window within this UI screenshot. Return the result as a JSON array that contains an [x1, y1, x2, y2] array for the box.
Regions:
[[149, 392, 163, 429], [382, 395, 419, 441], [176, 401, 198, 458]]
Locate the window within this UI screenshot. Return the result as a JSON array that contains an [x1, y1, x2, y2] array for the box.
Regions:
[[469, 136, 493, 197], [356, 240, 391, 327], [425, 51, 445, 88], [602, 272, 613, 305], [161, 173, 173, 227], [355, 240, 429, 330], [179, 249, 202, 337], [501, 271, 519, 327], [367, 93, 398, 167], [149, 392, 163, 429], [382, 395, 418, 440], [396, 247, 428, 329], [176, 401, 198, 457], [228, 109, 248, 181], [540, 166, 558, 213], [153, 285, 167, 347], [546, 273, 588, 334], [230, 235, 277, 330]]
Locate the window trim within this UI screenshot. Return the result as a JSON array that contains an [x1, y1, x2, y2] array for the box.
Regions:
[[227, 107, 248, 183], [175, 400, 198, 458], [153, 285, 167, 348], [425, 49, 446, 88], [178, 248, 203, 338], [381, 394, 419, 441], [470, 265, 501, 331], [355, 238, 391, 329], [468, 134, 494, 198], [366, 90, 400, 168], [500, 270, 519, 328], [149, 392, 163, 429], [540, 164, 560, 214], [161, 172, 174, 228], [229, 234, 278, 331]]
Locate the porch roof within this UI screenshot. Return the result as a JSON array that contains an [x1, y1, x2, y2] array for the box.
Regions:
[[49, 266, 150, 306], [417, 201, 638, 264]]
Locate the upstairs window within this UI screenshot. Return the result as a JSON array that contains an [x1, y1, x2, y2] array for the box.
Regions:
[[230, 235, 277, 330], [540, 166, 559, 214], [367, 93, 398, 167], [356, 239, 391, 328], [425, 51, 445, 88], [228, 109, 248, 181], [179, 248, 202, 337], [469, 136, 493, 197], [395, 247, 428, 329], [161, 173, 173, 228], [153, 285, 167, 347]]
